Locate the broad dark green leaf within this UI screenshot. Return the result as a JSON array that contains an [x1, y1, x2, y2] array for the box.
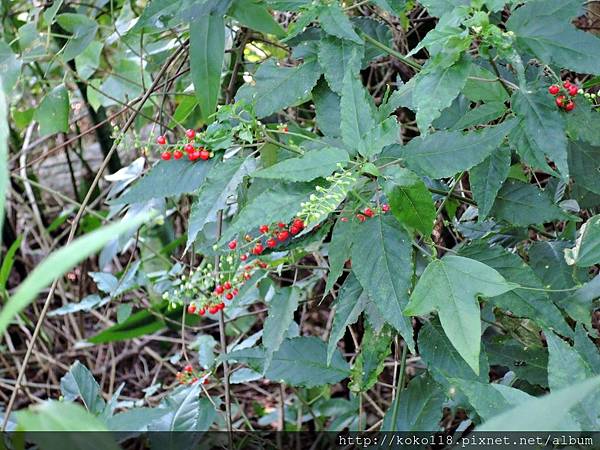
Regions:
[[56, 13, 98, 61], [574, 324, 600, 373], [263, 287, 300, 367], [452, 102, 506, 130], [459, 241, 572, 337], [34, 84, 69, 136], [349, 324, 392, 392], [151, 384, 205, 431], [485, 339, 548, 387], [490, 180, 572, 226], [419, 0, 470, 17], [470, 146, 511, 220], [383, 167, 436, 236], [190, 12, 225, 122], [106, 408, 167, 432], [318, 3, 363, 44], [564, 215, 600, 267], [351, 214, 415, 350], [313, 78, 341, 137], [511, 89, 568, 177], [187, 157, 254, 248], [327, 273, 367, 364], [236, 59, 322, 118], [463, 65, 510, 104], [405, 255, 515, 374], [60, 361, 105, 414], [253, 147, 348, 181], [400, 119, 516, 178], [566, 103, 600, 147], [113, 158, 217, 205], [558, 275, 600, 327], [318, 36, 364, 95], [568, 140, 600, 195], [325, 216, 354, 295], [229, 0, 285, 37], [88, 306, 169, 344]]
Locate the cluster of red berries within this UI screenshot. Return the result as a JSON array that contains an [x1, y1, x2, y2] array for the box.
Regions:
[[156, 129, 214, 161], [340, 204, 389, 223], [548, 81, 579, 112], [227, 218, 305, 257], [175, 364, 210, 385]]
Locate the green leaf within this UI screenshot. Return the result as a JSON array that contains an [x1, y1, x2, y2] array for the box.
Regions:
[[566, 103, 600, 147], [229, 0, 285, 37], [236, 58, 322, 118], [327, 273, 368, 364], [419, 0, 470, 17], [253, 147, 348, 181], [60, 361, 105, 414], [574, 324, 600, 373], [382, 375, 444, 431], [463, 65, 509, 104], [318, 3, 363, 44], [479, 376, 600, 431], [399, 119, 516, 178], [263, 287, 300, 368], [452, 102, 507, 130], [383, 167, 436, 236], [313, 78, 341, 137], [325, 216, 355, 295], [318, 36, 364, 95], [405, 255, 516, 374], [191, 335, 217, 370], [0, 42, 22, 94], [361, 117, 400, 158], [113, 158, 217, 205], [469, 146, 511, 220], [511, 89, 568, 177], [265, 336, 350, 387], [0, 213, 151, 335], [152, 384, 205, 431], [418, 320, 490, 384], [56, 13, 98, 62], [558, 275, 600, 327], [507, 0, 600, 74], [0, 236, 21, 294], [545, 332, 600, 429], [34, 84, 69, 136], [340, 53, 375, 155], [412, 55, 472, 132], [220, 181, 314, 243], [106, 408, 167, 432], [349, 324, 392, 392], [0, 81, 7, 235], [190, 12, 225, 123], [564, 214, 600, 268], [568, 140, 600, 195], [459, 241, 572, 337], [351, 214, 415, 350], [485, 338, 548, 387], [75, 41, 102, 80], [490, 180, 572, 226], [187, 157, 254, 248]]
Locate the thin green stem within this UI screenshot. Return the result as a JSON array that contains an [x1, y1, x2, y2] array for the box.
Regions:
[[389, 343, 408, 431], [360, 33, 422, 71]]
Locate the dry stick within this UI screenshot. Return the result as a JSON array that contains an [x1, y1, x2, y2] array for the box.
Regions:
[[0, 42, 188, 431]]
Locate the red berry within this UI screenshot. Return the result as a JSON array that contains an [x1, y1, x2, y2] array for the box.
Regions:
[[278, 222, 286, 228], [568, 85, 579, 96], [565, 101, 575, 111], [173, 150, 183, 160], [199, 307, 206, 316], [215, 285, 224, 294], [357, 213, 366, 222], [184, 364, 193, 372], [225, 292, 233, 300], [203, 378, 209, 385], [161, 151, 171, 160], [277, 230, 289, 241], [548, 85, 560, 95], [563, 81, 571, 88], [208, 306, 218, 314], [232, 288, 238, 295], [156, 135, 167, 145], [266, 238, 276, 248], [218, 302, 225, 310], [240, 254, 248, 261], [186, 129, 196, 140], [224, 281, 232, 290], [259, 225, 269, 234], [187, 304, 196, 314], [258, 261, 268, 269], [252, 243, 264, 255], [184, 143, 195, 153], [555, 95, 566, 108], [199, 149, 210, 160], [340, 217, 348, 222], [244, 272, 251, 280], [290, 225, 300, 235], [382, 204, 390, 213], [228, 240, 237, 250], [363, 207, 374, 218], [189, 150, 201, 161], [293, 218, 305, 229]]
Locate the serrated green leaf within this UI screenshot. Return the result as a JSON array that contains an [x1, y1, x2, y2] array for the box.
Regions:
[[236, 59, 322, 118], [75, 41, 102, 80], [318, 36, 363, 95], [349, 324, 392, 392], [361, 116, 400, 158], [34, 84, 69, 136], [56, 13, 98, 62], [490, 180, 572, 226], [263, 287, 300, 368], [229, 0, 285, 37], [60, 361, 105, 414], [470, 146, 511, 220], [459, 241, 572, 337], [419, 0, 470, 17], [351, 214, 415, 350], [463, 65, 509, 104], [400, 119, 516, 178], [190, 335, 217, 370], [566, 103, 600, 146], [557, 275, 600, 327], [568, 140, 600, 195], [565, 215, 600, 268], [384, 167, 436, 236], [313, 78, 341, 137], [405, 255, 516, 374], [453, 102, 506, 130], [327, 273, 367, 364], [187, 158, 254, 248], [265, 336, 350, 387], [190, 12, 225, 123], [325, 216, 355, 296], [318, 3, 363, 44], [253, 147, 348, 181], [484, 338, 548, 387], [106, 407, 167, 432], [511, 89, 568, 177], [113, 159, 217, 205]]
